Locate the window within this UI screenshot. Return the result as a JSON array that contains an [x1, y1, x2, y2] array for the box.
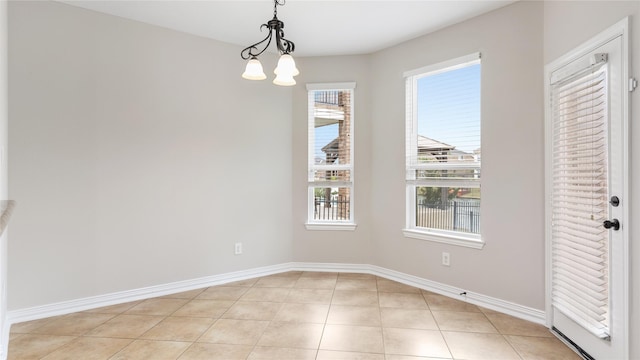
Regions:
[[403, 54, 482, 248], [306, 83, 356, 230]]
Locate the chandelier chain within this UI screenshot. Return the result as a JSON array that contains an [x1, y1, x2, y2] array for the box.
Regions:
[[273, 0, 285, 18], [240, 0, 294, 60]]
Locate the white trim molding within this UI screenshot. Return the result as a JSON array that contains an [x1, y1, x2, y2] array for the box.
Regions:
[[7, 262, 544, 329], [289, 263, 544, 324], [305, 223, 357, 231], [306, 82, 356, 91], [404, 52, 481, 78], [306, 83, 356, 227], [403, 228, 485, 249], [6, 263, 291, 325]]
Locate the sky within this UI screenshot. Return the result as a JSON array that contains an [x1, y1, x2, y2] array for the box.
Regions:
[[312, 63, 481, 160], [417, 63, 481, 154], [314, 123, 338, 160]]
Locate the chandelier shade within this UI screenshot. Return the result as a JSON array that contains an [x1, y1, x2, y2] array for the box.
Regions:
[[240, 0, 299, 86], [242, 57, 267, 80], [274, 54, 299, 76], [273, 72, 296, 86]]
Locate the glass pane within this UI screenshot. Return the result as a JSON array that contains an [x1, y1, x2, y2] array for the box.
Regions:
[[312, 169, 351, 182], [312, 90, 352, 166], [416, 187, 480, 234], [312, 187, 350, 221], [415, 168, 480, 180], [415, 63, 481, 172]]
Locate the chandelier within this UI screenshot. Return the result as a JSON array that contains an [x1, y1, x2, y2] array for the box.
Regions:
[[241, 0, 299, 86]]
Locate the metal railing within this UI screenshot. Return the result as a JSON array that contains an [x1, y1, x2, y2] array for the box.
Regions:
[[416, 200, 480, 234], [314, 91, 341, 106], [314, 196, 350, 221]]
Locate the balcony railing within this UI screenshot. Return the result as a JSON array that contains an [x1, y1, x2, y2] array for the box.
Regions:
[[314, 91, 341, 106], [416, 200, 480, 234], [314, 196, 349, 221]]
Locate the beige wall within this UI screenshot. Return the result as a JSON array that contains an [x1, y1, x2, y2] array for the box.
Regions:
[[1, 0, 8, 355], [543, 1, 640, 357], [8, 1, 293, 309], [291, 55, 374, 264], [367, 1, 545, 309], [0, 0, 6, 200]]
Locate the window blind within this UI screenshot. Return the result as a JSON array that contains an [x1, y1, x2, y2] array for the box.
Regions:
[[551, 63, 610, 339], [404, 54, 482, 239], [307, 83, 355, 223], [307, 89, 352, 186], [405, 56, 481, 189]]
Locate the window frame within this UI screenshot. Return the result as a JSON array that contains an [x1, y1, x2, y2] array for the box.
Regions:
[[403, 53, 484, 249], [305, 82, 356, 231]]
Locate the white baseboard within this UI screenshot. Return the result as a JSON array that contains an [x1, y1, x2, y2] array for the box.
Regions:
[[6, 262, 292, 325], [290, 262, 546, 325], [7, 261, 546, 327]]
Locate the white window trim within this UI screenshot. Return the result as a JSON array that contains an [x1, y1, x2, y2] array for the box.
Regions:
[[403, 52, 481, 78], [403, 185, 484, 249], [306, 82, 356, 230], [403, 54, 483, 249], [402, 229, 484, 249], [305, 223, 357, 231], [307, 82, 356, 91]]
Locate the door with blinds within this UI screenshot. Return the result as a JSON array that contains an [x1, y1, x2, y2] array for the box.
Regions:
[[546, 19, 628, 360]]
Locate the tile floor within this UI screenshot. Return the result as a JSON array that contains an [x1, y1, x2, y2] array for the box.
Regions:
[[8, 271, 581, 359]]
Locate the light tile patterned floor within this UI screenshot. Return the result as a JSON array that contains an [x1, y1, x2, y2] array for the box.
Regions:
[[8, 271, 581, 359]]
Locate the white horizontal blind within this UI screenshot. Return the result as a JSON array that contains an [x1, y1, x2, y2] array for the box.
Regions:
[[405, 54, 481, 237], [405, 56, 481, 189], [307, 84, 354, 223], [551, 63, 610, 339]]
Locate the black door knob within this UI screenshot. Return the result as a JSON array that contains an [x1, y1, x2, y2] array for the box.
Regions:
[[603, 219, 620, 231]]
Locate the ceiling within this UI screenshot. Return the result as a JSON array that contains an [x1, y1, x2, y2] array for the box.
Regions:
[[59, 0, 517, 57]]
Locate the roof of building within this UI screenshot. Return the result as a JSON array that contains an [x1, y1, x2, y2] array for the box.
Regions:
[[417, 135, 455, 151]]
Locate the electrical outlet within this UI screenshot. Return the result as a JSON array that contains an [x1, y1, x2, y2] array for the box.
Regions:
[[234, 243, 242, 255], [442, 252, 450, 266]]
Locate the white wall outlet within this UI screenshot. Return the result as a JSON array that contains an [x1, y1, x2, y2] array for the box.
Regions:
[[442, 252, 450, 266], [234, 242, 242, 255]]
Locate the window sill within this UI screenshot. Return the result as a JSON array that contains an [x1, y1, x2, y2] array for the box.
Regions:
[[402, 228, 485, 249], [305, 223, 357, 231]]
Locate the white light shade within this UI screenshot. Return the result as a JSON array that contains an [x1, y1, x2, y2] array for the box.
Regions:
[[273, 72, 296, 86], [274, 54, 299, 77], [242, 58, 266, 80]]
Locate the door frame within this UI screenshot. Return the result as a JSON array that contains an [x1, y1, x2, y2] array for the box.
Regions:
[[544, 17, 630, 359]]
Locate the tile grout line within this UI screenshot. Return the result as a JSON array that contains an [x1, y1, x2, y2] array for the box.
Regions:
[[166, 287, 210, 360], [314, 272, 338, 360], [424, 284, 455, 360], [109, 296, 189, 360], [376, 277, 387, 358], [172, 294, 200, 359], [501, 334, 527, 360], [244, 277, 262, 360], [248, 272, 302, 359], [176, 281, 253, 359]]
